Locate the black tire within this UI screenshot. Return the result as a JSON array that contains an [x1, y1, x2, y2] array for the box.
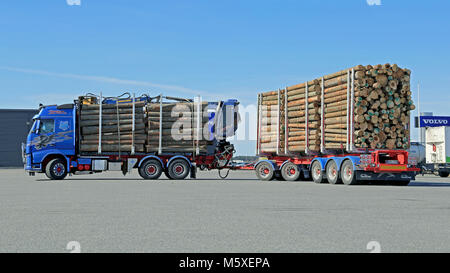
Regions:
[[164, 169, 173, 179], [167, 159, 190, 180], [326, 160, 342, 184], [255, 162, 274, 181], [139, 159, 163, 180], [340, 160, 358, 185], [274, 171, 285, 181], [45, 158, 68, 180], [311, 161, 325, 184], [439, 171, 449, 178], [281, 162, 300, 181]]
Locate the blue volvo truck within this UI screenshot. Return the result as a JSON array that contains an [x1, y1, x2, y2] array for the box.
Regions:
[[23, 93, 240, 180]]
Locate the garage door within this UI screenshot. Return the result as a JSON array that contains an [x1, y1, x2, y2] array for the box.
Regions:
[[0, 109, 38, 167]]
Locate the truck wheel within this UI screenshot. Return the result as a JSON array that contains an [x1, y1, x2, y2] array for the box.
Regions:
[[168, 159, 190, 180], [439, 171, 449, 178], [281, 162, 300, 181], [255, 162, 274, 181], [139, 159, 163, 180], [326, 160, 342, 184], [340, 160, 358, 185], [311, 161, 325, 184], [45, 158, 68, 180]]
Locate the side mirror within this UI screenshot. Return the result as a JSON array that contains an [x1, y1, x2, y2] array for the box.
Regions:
[[35, 120, 41, 134]]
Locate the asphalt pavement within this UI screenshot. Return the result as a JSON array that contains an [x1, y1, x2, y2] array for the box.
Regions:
[[1, 168, 449, 253]]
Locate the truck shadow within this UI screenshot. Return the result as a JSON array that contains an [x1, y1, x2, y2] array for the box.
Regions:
[[36, 178, 259, 182], [408, 182, 450, 187]]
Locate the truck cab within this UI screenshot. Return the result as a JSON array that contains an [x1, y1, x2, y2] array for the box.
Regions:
[[24, 104, 76, 179]]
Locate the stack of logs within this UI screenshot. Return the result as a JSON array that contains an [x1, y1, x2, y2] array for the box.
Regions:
[[258, 91, 285, 153], [79, 101, 146, 153], [258, 63, 415, 154], [353, 64, 414, 149], [145, 102, 211, 153], [286, 81, 321, 151]]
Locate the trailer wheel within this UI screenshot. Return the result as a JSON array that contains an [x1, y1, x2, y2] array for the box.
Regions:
[[45, 158, 68, 180], [255, 162, 274, 181], [439, 171, 449, 178], [139, 159, 163, 180], [326, 160, 342, 184], [168, 159, 190, 180], [281, 162, 300, 181], [311, 161, 325, 184], [340, 160, 358, 185]]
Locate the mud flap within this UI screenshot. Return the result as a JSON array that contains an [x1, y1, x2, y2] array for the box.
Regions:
[[356, 171, 416, 181], [190, 165, 196, 179]]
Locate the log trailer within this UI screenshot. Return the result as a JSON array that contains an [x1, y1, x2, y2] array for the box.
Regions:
[[23, 93, 240, 180], [253, 67, 421, 185]]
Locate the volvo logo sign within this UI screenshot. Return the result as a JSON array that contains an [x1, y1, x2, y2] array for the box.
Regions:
[[419, 116, 450, 127]]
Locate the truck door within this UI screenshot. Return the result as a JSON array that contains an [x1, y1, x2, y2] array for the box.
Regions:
[[30, 118, 74, 164]]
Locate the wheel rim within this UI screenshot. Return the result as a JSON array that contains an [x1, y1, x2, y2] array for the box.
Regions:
[[285, 165, 297, 178], [312, 164, 321, 180], [53, 163, 65, 177], [259, 165, 271, 178], [146, 164, 157, 175], [328, 163, 337, 181], [174, 164, 185, 175], [343, 165, 352, 181]]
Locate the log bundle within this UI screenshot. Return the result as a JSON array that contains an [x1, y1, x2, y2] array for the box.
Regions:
[[350, 64, 414, 150], [286, 80, 321, 152], [145, 102, 211, 153], [79, 101, 146, 153], [257, 64, 415, 154], [258, 90, 285, 153]]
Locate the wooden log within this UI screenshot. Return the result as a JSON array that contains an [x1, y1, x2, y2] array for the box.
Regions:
[[81, 108, 144, 115], [287, 109, 319, 118], [81, 139, 146, 145], [323, 65, 364, 80], [146, 112, 203, 117], [80, 144, 145, 152], [147, 116, 209, 122], [323, 94, 349, 104], [287, 91, 320, 102], [324, 111, 347, 118], [287, 102, 319, 111], [81, 123, 145, 135], [325, 105, 347, 113], [80, 119, 144, 127], [286, 79, 320, 91], [323, 75, 348, 89], [146, 146, 207, 153], [147, 129, 203, 135], [324, 89, 347, 99], [80, 113, 144, 121], [286, 96, 320, 107], [260, 90, 285, 96], [289, 115, 320, 123], [82, 132, 146, 141], [81, 102, 145, 110], [324, 84, 348, 95], [146, 102, 208, 111]]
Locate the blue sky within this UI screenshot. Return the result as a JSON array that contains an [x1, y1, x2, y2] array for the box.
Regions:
[[1, 0, 449, 154]]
